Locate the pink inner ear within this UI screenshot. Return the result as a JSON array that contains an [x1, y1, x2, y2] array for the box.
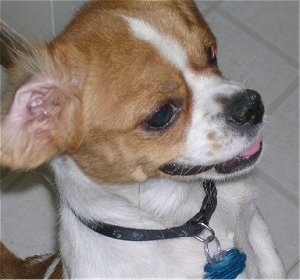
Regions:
[[1, 73, 81, 169], [1, 73, 67, 162], [4, 75, 63, 127]]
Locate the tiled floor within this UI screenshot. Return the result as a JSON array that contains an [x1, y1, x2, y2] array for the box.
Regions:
[[1, 1, 299, 278]]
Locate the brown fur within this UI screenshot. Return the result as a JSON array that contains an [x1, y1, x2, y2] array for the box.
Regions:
[[1, 0, 218, 183], [0, 243, 62, 278], [0, 0, 219, 277]]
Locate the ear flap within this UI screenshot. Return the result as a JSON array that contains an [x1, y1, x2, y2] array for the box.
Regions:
[[0, 73, 82, 169]]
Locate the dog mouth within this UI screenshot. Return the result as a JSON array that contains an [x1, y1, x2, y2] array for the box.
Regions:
[[160, 137, 263, 176]]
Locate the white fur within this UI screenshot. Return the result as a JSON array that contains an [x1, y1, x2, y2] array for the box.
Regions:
[[51, 156, 285, 278]]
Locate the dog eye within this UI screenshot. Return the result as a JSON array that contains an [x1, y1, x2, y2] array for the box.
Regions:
[[207, 45, 217, 65], [144, 102, 180, 130]]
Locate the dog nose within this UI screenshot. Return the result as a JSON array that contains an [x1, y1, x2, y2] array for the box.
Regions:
[[225, 89, 264, 126]]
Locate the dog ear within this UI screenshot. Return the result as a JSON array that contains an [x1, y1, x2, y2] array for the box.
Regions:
[[0, 72, 83, 170]]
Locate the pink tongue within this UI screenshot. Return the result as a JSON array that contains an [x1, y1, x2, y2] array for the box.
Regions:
[[239, 137, 262, 158]]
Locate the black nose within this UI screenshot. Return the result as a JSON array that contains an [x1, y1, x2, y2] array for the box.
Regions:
[[225, 89, 264, 126]]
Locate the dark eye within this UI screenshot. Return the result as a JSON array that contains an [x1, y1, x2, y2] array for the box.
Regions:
[[144, 102, 180, 130], [207, 45, 217, 65]]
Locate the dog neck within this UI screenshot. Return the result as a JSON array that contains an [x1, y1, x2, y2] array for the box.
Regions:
[[50, 155, 256, 278], [71, 179, 217, 242], [50, 155, 207, 230]]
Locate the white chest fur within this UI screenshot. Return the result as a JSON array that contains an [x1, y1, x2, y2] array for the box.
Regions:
[[51, 156, 281, 278]]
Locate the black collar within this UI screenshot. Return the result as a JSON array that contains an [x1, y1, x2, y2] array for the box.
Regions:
[[72, 179, 217, 241]]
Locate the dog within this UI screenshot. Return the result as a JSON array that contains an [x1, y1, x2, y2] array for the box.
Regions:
[[0, 0, 286, 278]]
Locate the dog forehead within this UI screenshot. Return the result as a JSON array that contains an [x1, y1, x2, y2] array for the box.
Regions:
[[123, 15, 215, 72], [124, 17, 188, 72]]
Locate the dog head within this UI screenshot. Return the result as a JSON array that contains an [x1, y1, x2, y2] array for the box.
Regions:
[[0, 0, 264, 183]]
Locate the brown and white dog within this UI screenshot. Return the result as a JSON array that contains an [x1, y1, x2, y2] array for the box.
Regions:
[[0, 0, 285, 278]]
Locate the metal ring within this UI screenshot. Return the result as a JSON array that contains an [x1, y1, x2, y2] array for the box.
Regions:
[[204, 236, 223, 263], [194, 223, 215, 243]]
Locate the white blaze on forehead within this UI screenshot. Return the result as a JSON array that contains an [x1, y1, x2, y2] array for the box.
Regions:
[[123, 16, 227, 92], [124, 17, 189, 73]]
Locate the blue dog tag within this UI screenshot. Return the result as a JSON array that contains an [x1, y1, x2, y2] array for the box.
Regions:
[[204, 248, 246, 279]]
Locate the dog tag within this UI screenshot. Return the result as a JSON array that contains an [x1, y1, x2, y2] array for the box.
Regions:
[[203, 248, 246, 279]]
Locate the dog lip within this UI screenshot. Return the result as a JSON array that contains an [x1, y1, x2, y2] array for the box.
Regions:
[[214, 140, 262, 174], [160, 140, 263, 176], [159, 163, 213, 176]]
